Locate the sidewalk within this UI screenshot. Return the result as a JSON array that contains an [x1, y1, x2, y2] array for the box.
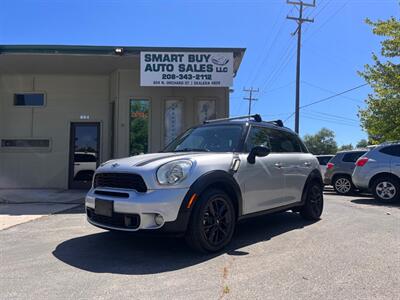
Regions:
[[0, 189, 86, 230]]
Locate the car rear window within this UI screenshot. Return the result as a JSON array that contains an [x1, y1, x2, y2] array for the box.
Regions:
[[317, 156, 332, 165], [342, 151, 366, 162], [379, 145, 400, 157]]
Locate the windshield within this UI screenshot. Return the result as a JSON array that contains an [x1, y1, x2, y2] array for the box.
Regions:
[[163, 124, 244, 152]]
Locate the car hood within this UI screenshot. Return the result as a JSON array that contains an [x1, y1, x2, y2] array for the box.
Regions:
[[97, 152, 235, 172], [95, 152, 236, 189]]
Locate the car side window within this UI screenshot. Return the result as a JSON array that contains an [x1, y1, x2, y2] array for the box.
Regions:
[[342, 152, 366, 162], [245, 127, 271, 152], [246, 126, 302, 153], [379, 145, 400, 157]]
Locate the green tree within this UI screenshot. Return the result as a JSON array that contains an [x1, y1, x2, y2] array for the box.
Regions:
[[358, 15, 400, 143], [338, 144, 353, 151], [303, 128, 338, 155], [356, 139, 369, 148]]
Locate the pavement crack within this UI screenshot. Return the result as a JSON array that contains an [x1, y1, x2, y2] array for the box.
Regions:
[[219, 257, 235, 299]]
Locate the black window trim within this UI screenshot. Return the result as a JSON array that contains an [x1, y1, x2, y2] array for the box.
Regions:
[[0, 138, 52, 152], [13, 92, 47, 107]]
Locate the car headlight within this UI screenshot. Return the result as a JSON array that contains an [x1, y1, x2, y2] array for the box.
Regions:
[[157, 160, 193, 185]]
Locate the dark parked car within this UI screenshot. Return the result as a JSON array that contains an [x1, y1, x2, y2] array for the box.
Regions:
[[324, 150, 367, 195]]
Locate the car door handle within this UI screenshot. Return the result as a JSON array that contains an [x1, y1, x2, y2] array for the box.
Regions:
[[304, 162, 312, 167], [274, 162, 283, 168], [74, 163, 81, 166]]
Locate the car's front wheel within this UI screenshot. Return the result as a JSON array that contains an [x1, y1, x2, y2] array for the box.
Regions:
[[185, 189, 236, 253], [300, 181, 324, 220], [372, 176, 399, 203], [333, 175, 354, 195]]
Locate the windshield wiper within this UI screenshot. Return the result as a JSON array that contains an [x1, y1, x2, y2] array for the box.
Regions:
[[174, 148, 210, 152]]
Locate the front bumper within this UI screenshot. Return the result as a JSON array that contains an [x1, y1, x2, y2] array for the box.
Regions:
[[85, 187, 189, 232]]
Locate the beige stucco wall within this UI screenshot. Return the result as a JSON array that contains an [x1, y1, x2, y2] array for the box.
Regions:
[[0, 74, 110, 188], [0, 69, 229, 189]]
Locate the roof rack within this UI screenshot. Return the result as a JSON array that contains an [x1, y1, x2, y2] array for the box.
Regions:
[[204, 114, 284, 127], [266, 120, 284, 127], [204, 114, 262, 124]]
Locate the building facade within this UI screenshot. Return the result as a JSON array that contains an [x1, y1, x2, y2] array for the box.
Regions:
[[0, 46, 245, 189]]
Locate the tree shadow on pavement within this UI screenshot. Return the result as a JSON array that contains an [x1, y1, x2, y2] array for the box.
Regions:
[[52, 212, 315, 275]]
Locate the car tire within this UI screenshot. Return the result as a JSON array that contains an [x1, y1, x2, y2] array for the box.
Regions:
[[185, 189, 236, 253], [300, 180, 324, 221], [371, 176, 400, 203], [333, 175, 355, 195]]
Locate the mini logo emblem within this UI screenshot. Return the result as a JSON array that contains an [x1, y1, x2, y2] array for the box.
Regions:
[[111, 163, 119, 168]]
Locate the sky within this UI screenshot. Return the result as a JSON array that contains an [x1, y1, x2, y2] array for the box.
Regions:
[[1, 0, 399, 146]]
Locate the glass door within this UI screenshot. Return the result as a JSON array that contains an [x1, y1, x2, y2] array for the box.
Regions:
[[69, 122, 100, 189]]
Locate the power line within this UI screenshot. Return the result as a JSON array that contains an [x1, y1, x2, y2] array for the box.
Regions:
[[302, 0, 348, 44], [286, 0, 316, 134], [302, 115, 360, 127], [308, 110, 359, 122], [246, 4, 289, 87], [301, 80, 364, 103], [284, 83, 368, 122], [301, 83, 368, 109], [243, 87, 259, 115]]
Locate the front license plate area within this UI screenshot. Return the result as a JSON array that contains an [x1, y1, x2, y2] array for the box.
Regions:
[[95, 199, 113, 217]]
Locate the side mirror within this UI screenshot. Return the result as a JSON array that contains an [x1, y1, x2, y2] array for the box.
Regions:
[[247, 146, 270, 164]]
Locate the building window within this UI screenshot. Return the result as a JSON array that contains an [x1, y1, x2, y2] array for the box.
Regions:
[[14, 93, 45, 106], [197, 99, 216, 124], [129, 99, 150, 155], [164, 99, 183, 146], [1, 139, 50, 148]]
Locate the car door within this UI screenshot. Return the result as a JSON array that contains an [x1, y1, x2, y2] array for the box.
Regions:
[[235, 126, 287, 215], [270, 131, 314, 204]]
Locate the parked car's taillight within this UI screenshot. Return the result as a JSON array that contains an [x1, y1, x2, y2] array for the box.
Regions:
[[327, 162, 334, 170], [356, 157, 369, 167]]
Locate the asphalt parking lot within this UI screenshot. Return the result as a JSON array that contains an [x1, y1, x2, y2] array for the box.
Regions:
[[1, 190, 399, 300]]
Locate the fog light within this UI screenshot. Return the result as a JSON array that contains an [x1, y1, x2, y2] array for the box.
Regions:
[[154, 214, 164, 226]]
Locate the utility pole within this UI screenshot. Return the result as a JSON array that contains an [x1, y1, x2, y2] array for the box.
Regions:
[[287, 0, 315, 133], [243, 87, 259, 115]]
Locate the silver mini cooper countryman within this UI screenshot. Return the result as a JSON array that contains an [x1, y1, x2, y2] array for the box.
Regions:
[[86, 115, 323, 252]]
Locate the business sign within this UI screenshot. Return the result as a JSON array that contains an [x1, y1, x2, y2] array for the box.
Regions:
[[140, 51, 234, 87]]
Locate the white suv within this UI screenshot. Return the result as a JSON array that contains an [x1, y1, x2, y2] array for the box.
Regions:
[[85, 115, 324, 252]]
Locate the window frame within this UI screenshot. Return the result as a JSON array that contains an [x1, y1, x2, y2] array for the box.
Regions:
[[13, 92, 47, 107], [0, 138, 52, 152]]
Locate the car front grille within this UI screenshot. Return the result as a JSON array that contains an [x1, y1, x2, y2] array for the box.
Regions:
[[87, 208, 140, 229], [93, 173, 147, 192]]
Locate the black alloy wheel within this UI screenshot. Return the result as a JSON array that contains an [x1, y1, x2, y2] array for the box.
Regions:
[[300, 181, 324, 220], [186, 189, 236, 253], [201, 197, 233, 247]]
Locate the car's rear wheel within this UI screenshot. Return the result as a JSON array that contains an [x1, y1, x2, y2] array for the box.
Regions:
[[333, 175, 354, 195], [185, 189, 236, 253], [300, 181, 324, 220], [372, 176, 399, 203]]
